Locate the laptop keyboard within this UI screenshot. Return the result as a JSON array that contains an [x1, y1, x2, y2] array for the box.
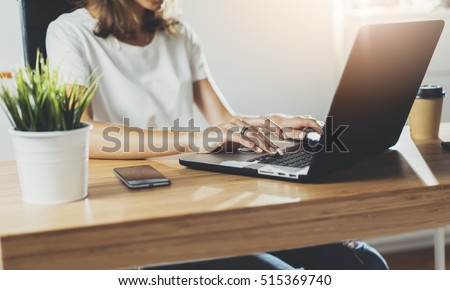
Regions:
[[249, 150, 313, 168]]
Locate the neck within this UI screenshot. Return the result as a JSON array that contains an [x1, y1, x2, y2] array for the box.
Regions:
[[129, 2, 146, 20]]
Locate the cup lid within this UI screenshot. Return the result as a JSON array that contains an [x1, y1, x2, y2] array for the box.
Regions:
[[417, 85, 446, 99]]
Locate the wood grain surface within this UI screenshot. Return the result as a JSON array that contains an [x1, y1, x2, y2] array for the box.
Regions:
[[1, 124, 450, 269]]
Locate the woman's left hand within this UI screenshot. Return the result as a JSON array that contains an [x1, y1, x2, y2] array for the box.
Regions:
[[240, 114, 324, 141], [271, 114, 323, 140]]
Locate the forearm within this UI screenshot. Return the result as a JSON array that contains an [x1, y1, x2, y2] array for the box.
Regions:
[[86, 120, 195, 159], [193, 79, 235, 125]]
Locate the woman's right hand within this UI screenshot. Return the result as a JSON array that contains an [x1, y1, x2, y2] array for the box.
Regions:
[[191, 117, 285, 155]]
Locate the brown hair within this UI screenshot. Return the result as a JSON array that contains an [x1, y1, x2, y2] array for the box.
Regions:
[[72, 0, 180, 41]]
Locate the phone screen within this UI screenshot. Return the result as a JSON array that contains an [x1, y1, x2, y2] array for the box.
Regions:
[[113, 165, 171, 189]]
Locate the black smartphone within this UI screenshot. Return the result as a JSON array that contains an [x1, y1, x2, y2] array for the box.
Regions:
[[113, 165, 171, 189]]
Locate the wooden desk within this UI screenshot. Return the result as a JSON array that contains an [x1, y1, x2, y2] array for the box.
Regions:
[[1, 125, 450, 269]]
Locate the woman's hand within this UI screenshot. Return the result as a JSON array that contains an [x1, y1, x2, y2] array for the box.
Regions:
[[191, 115, 323, 154], [192, 116, 286, 154], [192, 79, 323, 153], [268, 114, 323, 140]]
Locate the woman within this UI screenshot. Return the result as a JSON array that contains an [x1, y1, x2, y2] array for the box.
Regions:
[[46, 0, 388, 269]]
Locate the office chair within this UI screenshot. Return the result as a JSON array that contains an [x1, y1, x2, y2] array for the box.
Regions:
[[17, 0, 73, 68]]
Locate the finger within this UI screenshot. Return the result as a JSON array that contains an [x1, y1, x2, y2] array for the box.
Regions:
[[245, 120, 284, 154], [228, 118, 280, 154], [301, 115, 315, 120], [303, 118, 324, 133], [262, 119, 286, 140], [237, 119, 282, 155], [242, 129, 280, 155], [241, 117, 286, 140], [229, 132, 263, 153], [220, 121, 265, 153], [283, 128, 309, 140], [283, 117, 324, 134]]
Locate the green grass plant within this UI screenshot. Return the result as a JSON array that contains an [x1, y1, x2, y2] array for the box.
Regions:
[[0, 52, 98, 132]]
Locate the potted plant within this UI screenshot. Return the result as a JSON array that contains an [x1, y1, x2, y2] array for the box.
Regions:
[[0, 53, 98, 204]]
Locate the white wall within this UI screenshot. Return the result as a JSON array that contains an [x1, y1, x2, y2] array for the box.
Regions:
[[181, 0, 336, 119], [0, 1, 23, 70], [0, 0, 22, 161]]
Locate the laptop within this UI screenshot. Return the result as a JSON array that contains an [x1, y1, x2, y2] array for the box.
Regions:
[[180, 20, 445, 183]]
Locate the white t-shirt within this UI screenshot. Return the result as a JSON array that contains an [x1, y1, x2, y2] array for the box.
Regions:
[[46, 8, 209, 128]]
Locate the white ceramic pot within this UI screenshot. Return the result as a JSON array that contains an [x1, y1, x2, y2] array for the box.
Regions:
[[9, 123, 92, 205]]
